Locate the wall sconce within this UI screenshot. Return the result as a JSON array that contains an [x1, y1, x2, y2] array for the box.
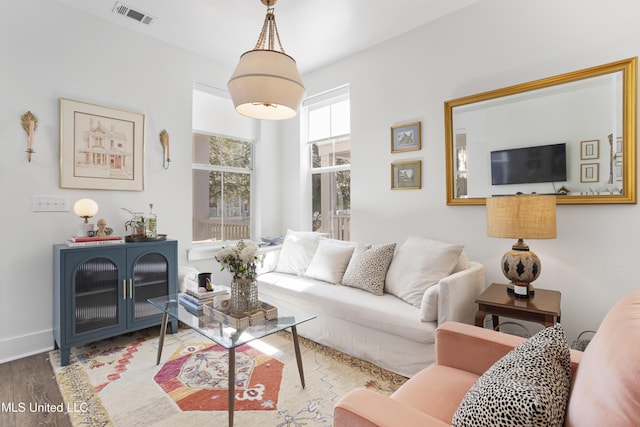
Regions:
[[160, 130, 171, 169], [73, 198, 99, 236], [20, 111, 38, 162]]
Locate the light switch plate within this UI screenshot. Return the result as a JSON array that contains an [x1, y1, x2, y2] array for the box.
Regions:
[[32, 195, 71, 212]]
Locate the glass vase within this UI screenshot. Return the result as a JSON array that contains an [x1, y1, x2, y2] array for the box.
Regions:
[[230, 277, 258, 317]]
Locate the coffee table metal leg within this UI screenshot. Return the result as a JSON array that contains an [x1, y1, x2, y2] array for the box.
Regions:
[[228, 348, 235, 427], [291, 325, 305, 389], [156, 311, 169, 365]]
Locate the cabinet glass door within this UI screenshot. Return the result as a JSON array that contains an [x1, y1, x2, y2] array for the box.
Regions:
[[74, 257, 120, 334], [132, 252, 169, 320]]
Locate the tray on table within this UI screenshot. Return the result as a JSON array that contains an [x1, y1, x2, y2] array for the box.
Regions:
[[203, 300, 278, 329]]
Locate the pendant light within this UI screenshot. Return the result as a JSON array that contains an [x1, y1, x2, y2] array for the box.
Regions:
[[227, 0, 305, 120]]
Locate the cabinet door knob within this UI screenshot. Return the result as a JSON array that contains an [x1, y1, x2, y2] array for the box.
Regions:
[[129, 279, 133, 299], [122, 280, 126, 300]]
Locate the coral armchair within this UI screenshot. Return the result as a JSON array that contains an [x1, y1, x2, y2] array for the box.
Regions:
[[334, 289, 640, 426]]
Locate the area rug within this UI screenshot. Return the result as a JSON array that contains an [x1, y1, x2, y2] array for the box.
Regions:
[[50, 326, 407, 426]]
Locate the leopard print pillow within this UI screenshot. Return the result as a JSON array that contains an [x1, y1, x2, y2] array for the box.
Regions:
[[341, 242, 396, 295], [452, 324, 571, 427]]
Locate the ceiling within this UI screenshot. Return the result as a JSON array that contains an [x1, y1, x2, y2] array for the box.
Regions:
[[54, 0, 479, 74]]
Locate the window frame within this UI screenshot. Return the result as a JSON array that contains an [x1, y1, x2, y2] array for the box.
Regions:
[[304, 86, 351, 240], [191, 131, 255, 247]]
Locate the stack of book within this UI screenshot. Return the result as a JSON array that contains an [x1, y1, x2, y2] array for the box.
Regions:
[[179, 286, 227, 316], [66, 235, 125, 247]]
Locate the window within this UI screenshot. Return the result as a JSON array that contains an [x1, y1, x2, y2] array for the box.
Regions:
[[192, 134, 253, 243], [305, 88, 351, 240]]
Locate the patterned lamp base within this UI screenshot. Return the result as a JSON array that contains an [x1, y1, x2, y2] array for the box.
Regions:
[[501, 248, 541, 298]]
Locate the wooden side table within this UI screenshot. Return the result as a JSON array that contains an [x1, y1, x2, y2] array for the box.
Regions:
[[475, 283, 561, 330]]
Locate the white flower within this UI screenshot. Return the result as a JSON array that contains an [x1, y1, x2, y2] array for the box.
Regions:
[[215, 240, 259, 280]]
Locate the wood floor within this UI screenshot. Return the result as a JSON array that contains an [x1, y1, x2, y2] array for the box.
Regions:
[[0, 352, 72, 427]]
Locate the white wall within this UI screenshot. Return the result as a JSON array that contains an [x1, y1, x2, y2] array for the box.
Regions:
[[0, 0, 281, 362], [2, 0, 639, 362], [285, 0, 640, 342]]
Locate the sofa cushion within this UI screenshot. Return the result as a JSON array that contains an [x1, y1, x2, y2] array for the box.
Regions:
[[391, 365, 479, 425], [385, 236, 463, 307], [342, 242, 396, 295], [274, 229, 326, 275], [258, 272, 437, 344], [304, 238, 357, 284], [452, 324, 571, 427], [565, 289, 640, 427]]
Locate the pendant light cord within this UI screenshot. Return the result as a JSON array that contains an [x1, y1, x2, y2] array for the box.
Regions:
[[254, 7, 286, 53]]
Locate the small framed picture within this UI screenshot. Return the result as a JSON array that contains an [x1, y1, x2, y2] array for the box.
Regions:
[[580, 139, 599, 160], [580, 163, 599, 183], [391, 121, 421, 153], [391, 160, 421, 190]]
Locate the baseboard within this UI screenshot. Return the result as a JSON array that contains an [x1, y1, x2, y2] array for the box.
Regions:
[[0, 329, 54, 364]]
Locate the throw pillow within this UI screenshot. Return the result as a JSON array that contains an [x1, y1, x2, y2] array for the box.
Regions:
[[452, 324, 572, 427], [385, 235, 463, 307], [452, 252, 470, 273], [303, 238, 357, 284], [342, 242, 396, 295], [275, 230, 326, 275]]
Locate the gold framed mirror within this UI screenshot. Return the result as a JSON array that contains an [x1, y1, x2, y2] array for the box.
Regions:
[[445, 57, 637, 205]]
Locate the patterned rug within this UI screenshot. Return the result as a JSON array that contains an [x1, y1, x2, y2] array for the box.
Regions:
[[154, 341, 284, 411], [49, 326, 407, 426]]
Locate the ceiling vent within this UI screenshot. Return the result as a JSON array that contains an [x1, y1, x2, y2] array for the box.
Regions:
[[112, 2, 156, 25]]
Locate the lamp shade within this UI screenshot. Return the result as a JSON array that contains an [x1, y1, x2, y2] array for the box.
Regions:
[[227, 49, 305, 120], [486, 194, 556, 240], [73, 198, 99, 220]]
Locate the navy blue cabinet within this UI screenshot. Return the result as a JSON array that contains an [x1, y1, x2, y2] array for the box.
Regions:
[[53, 240, 178, 366]]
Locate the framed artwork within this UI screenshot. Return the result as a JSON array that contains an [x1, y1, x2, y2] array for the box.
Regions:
[[391, 160, 421, 190], [60, 98, 145, 191], [615, 160, 623, 182], [580, 139, 599, 160], [580, 163, 599, 183], [391, 121, 421, 153]]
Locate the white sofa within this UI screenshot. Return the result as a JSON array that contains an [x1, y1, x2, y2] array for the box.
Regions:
[[255, 231, 485, 378]]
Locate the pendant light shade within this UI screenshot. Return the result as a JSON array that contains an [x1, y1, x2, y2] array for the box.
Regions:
[[227, 0, 305, 120]]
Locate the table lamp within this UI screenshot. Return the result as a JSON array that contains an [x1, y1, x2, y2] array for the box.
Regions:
[[74, 198, 99, 236], [486, 194, 556, 298]]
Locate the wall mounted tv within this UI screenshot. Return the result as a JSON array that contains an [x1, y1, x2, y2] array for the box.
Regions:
[[490, 143, 567, 185]]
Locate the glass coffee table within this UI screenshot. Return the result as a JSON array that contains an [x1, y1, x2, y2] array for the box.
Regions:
[[148, 294, 315, 427]]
